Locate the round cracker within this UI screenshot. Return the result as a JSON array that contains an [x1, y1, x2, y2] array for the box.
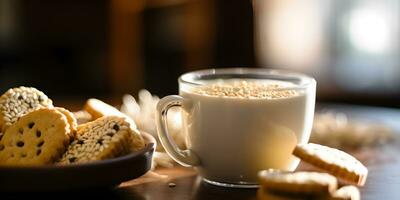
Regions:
[[0, 108, 70, 166], [257, 187, 311, 200], [293, 143, 368, 186], [329, 185, 360, 200], [258, 170, 338, 195], [55, 107, 77, 138]]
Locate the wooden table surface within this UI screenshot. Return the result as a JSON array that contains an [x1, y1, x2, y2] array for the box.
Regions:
[[3, 104, 400, 200], [117, 146, 400, 200], [120, 104, 400, 200]]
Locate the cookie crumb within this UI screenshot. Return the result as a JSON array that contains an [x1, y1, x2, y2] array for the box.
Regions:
[[168, 182, 176, 188]]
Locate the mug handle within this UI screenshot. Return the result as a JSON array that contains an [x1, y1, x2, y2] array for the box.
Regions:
[[156, 95, 200, 167]]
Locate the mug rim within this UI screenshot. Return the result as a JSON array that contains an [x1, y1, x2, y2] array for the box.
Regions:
[[178, 67, 316, 90]]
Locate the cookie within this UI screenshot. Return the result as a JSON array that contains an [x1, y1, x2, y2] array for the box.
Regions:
[[84, 98, 137, 129], [83, 98, 144, 148], [73, 110, 93, 125], [293, 143, 368, 186], [59, 116, 145, 164], [257, 187, 313, 200], [258, 170, 338, 195], [55, 107, 77, 138], [257, 186, 360, 200], [0, 86, 53, 132], [328, 185, 360, 200], [0, 108, 70, 166]]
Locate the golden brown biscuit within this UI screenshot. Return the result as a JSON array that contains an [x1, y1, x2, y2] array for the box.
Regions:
[[0, 108, 70, 166], [257, 187, 316, 200], [0, 87, 53, 132], [55, 107, 77, 138], [258, 170, 338, 195], [59, 116, 145, 164], [293, 143, 368, 186], [328, 185, 360, 200], [84, 98, 136, 128]]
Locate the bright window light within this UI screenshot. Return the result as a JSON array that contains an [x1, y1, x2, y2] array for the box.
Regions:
[[348, 6, 392, 53]]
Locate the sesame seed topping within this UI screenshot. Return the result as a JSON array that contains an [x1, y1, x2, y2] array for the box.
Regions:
[[191, 81, 297, 99], [0, 87, 53, 131], [59, 116, 132, 164]]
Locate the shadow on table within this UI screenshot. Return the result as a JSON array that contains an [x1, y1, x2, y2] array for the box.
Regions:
[[191, 177, 257, 200], [116, 175, 257, 200], [1, 187, 145, 200]]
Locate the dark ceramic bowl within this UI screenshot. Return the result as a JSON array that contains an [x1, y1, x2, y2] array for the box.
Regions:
[[0, 132, 156, 191]]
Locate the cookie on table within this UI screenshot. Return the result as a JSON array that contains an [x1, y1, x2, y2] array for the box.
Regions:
[[258, 170, 338, 195], [328, 185, 360, 200], [293, 143, 368, 186], [0, 108, 70, 166], [0, 86, 53, 132], [257, 180, 360, 200], [55, 107, 77, 138], [257, 187, 314, 200], [59, 116, 145, 164]]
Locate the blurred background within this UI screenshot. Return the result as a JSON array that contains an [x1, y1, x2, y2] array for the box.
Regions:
[[1, 0, 400, 108]]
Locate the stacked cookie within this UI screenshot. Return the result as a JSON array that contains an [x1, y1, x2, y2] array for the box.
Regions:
[[258, 143, 367, 200], [0, 87, 53, 132], [60, 116, 139, 164], [0, 87, 145, 167], [83, 98, 144, 150], [0, 108, 72, 166]]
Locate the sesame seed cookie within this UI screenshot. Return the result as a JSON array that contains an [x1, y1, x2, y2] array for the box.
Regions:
[[293, 143, 368, 186], [55, 107, 77, 138], [0, 86, 53, 132], [258, 170, 338, 195], [0, 108, 70, 166], [59, 116, 145, 164], [83, 98, 144, 150]]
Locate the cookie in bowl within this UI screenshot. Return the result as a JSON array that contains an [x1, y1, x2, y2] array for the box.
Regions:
[[0, 108, 71, 166], [83, 98, 144, 150], [60, 116, 145, 164], [0, 86, 53, 132], [55, 107, 78, 138]]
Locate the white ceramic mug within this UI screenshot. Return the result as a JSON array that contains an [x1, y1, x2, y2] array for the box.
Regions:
[[156, 68, 316, 188]]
